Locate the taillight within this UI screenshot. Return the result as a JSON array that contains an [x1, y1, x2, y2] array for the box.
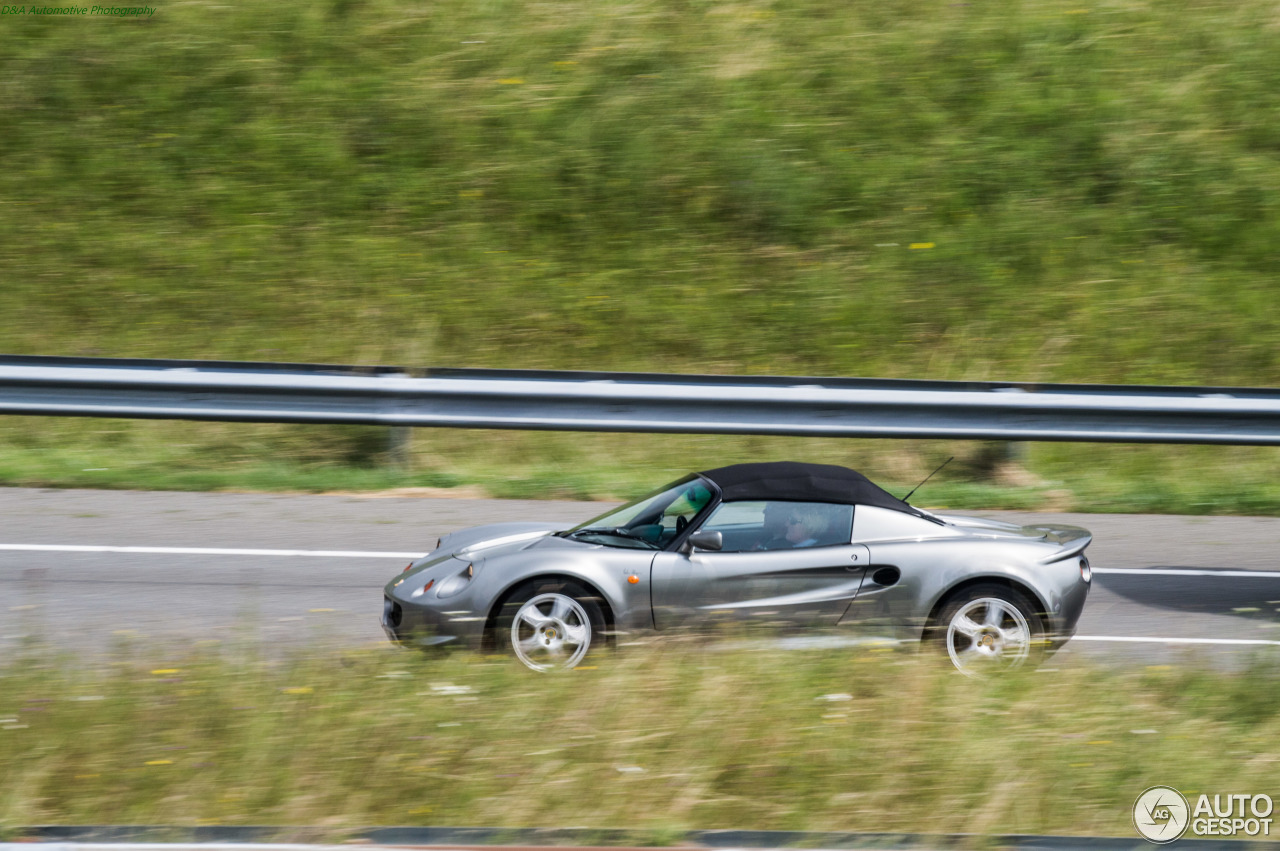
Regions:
[[403, 563, 413, 573], [411, 579, 435, 598]]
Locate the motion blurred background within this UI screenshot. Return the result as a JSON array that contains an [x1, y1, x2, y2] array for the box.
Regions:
[[5, 3, 1280, 836], [2, 0, 1279, 508]]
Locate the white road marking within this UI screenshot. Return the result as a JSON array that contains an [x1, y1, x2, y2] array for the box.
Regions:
[[1074, 635, 1280, 647], [0, 544, 426, 559], [1, 546, 1278, 578], [1094, 567, 1280, 579]]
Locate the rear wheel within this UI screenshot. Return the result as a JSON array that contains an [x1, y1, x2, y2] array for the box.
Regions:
[[933, 583, 1044, 677], [498, 579, 606, 672]]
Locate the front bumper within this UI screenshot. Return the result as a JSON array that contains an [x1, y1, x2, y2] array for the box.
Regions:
[[381, 594, 483, 649]]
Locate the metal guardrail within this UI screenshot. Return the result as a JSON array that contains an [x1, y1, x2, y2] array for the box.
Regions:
[[2, 354, 1280, 444]]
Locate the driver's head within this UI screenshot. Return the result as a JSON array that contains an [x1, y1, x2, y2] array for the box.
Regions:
[[784, 505, 828, 544]]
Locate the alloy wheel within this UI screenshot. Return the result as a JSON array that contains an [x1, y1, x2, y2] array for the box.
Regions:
[[510, 592, 593, 672], [945, 596, 1032, 676]]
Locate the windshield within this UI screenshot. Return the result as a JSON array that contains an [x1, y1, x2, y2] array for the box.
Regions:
[[563, 475, 716, 550]]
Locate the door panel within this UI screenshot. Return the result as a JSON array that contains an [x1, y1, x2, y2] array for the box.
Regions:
[[836, 549, 912, 636], [651, 544, 870, 630]]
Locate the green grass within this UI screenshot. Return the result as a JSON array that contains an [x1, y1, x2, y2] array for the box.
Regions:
[[3, 0, 1280, 507], [2, 417, 1280, 515], [3, 641, 1280, 836]]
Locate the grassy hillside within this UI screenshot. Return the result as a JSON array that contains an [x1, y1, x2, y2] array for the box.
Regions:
[[2, 0, 1280, 507]]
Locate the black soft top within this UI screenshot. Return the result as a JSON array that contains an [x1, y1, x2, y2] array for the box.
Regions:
[[698, 461, 928, 517]]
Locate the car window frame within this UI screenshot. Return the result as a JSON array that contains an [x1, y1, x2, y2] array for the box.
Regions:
[[664, 476, 724, 552], [691, 498, 855, 553]]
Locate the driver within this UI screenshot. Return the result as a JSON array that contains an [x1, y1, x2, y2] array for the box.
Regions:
[[784, 506, 830, 548], [754, 503, 830, 550]]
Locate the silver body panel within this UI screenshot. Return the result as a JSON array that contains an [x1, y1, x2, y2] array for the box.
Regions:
[[651, 544, 871, 628]]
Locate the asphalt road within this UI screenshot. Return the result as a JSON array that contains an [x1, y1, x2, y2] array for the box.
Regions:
[[2, 488, 1279, 666]]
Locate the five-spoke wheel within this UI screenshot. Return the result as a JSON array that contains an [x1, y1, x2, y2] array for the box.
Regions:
[[934, 584, 1043, 677], [500, 580, 606, 672]]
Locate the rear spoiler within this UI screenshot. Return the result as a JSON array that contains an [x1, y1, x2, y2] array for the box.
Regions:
[[1032, 526, 1093, 563]]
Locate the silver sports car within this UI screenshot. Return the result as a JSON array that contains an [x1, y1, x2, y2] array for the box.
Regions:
[[382, 462, 1092, 676]]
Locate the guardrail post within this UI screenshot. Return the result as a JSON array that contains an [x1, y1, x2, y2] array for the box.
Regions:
[[388, 427, 412, 469]]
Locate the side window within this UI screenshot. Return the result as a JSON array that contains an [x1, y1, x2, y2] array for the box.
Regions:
[[700, 501, 854, 552], [699, 501, 766, 552]]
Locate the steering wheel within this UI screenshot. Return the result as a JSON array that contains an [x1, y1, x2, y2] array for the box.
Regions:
[[676, 515, 689, 535]]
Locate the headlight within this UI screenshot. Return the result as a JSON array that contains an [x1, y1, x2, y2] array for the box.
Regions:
[[435, 563, 475, 599]]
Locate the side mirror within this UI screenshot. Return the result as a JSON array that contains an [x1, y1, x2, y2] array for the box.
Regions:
[[686, 530, 723, 552]]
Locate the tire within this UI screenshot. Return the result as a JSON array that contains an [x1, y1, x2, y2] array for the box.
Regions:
[[931, 583, 1045, 677], [497, 579, 607, 673]]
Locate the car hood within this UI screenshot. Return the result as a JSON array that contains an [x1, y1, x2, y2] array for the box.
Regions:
[[438, 522, 562, 557]]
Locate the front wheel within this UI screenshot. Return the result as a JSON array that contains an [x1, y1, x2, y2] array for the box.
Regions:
[[500, 580, 606, 672], [933, 583, 1044, 677]]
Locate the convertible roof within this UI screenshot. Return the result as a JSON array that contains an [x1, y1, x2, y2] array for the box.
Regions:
[[698, 461, 927, 516]]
